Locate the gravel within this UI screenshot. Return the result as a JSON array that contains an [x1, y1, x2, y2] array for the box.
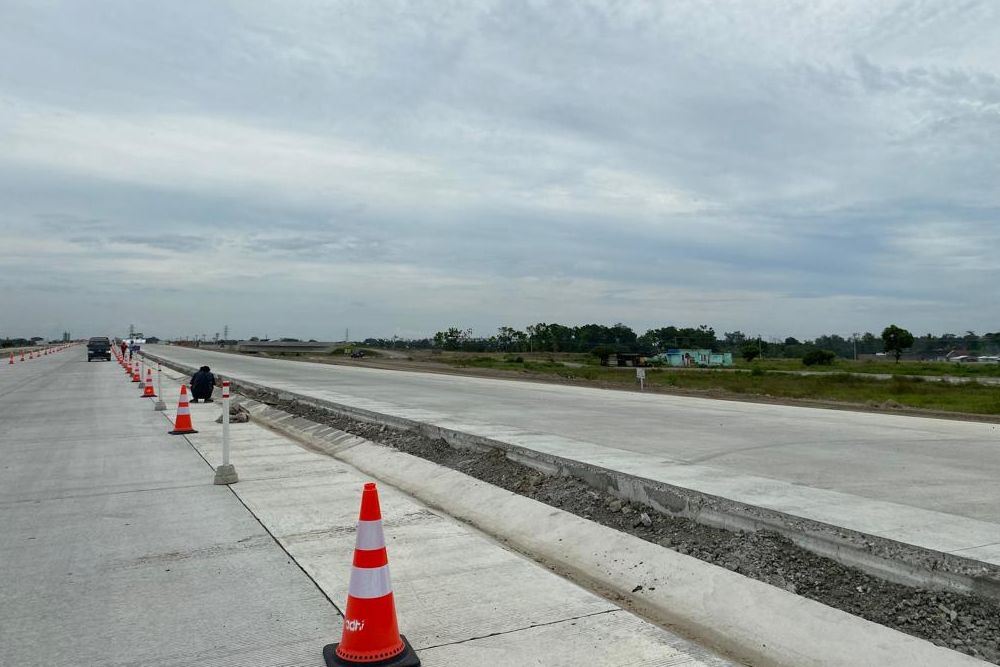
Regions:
[[250, 392, 1000, 664]]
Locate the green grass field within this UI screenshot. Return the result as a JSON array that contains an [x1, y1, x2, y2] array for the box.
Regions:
[[446, 355, 1000, 416], [734, 357, 1000, 377]]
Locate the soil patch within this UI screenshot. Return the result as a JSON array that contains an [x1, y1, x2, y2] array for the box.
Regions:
[[246, 390, 1000, 663]]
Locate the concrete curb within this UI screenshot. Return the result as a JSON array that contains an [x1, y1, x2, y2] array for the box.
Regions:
[[239, 396, 984, 667]]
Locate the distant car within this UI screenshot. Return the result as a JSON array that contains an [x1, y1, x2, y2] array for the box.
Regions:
[[349, 350, 366, 358], [87, 337, 112, 362]]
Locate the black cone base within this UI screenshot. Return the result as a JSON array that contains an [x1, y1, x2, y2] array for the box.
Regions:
[[324, 635, 420, 667], [168, 429, 198, 435]]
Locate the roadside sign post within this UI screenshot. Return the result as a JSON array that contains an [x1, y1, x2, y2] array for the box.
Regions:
[[213, 380, 239, 485], [636, 367, 646, 391]]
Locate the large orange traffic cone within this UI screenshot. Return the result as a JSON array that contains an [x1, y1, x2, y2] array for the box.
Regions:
[[323, 482, 419, 667], [142, 368, 156, 397], [168, 385, 198, 435]]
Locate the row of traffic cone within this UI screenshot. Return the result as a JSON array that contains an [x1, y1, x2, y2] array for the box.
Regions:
[[7, 344, 72, 364], [114, 347, 197, 435], [115, 351, 415, 665]]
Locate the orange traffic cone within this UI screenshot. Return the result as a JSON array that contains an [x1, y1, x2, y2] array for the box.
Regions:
[[8, 353, 13, 365], [323, 482, 419, 667], [168, 385, 198, 435], [132, 364, 141, 382], [142, 368, 156, 397], [20, 351, 25, 362]]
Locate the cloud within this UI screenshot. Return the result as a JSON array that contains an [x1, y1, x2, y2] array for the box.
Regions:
[[1, 0, 999, 341]]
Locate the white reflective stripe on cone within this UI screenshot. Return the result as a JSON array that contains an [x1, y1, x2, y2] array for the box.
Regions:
[[355, 520, 386, 550], [348, 565, 392, 599], [177, 406, 190, 416]]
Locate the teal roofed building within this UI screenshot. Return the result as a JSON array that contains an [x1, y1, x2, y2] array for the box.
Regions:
[[655, 349, 733, 368]]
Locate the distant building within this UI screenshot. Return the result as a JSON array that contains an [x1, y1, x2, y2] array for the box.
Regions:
[[654, 349, 733, 368], [603, 353, 648, 367]]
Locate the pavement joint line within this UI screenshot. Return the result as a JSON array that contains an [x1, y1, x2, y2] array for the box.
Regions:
[[173, 422, 347, 621], [222, 478, 348, 620], [125, 372, 348, 620], [0, 481, 213, 506], [415, 607, 620, 651], [950, 540, 1000, 553], [214, 470, 338, 484], [0, 368, 71, 402]]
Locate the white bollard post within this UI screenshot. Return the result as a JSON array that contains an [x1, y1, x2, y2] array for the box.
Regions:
[[153, 363, 167, 411], [213, 380, 238, 485], [221, 380, 231, 465]]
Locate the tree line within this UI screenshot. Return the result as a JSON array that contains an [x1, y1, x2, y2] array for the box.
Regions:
[[362, 324, 1000, 359]]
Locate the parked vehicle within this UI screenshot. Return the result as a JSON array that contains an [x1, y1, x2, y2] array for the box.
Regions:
[[87, 336, 112, 362]]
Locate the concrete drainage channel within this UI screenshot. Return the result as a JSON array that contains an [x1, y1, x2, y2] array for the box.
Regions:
[[148, 354, 1000, 664]]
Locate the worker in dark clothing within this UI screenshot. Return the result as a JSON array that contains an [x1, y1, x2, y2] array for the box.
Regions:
[[189, 366, 216, 403]]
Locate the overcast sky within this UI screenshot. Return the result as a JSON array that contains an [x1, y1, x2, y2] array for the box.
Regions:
[[2, 1, 998, 342]]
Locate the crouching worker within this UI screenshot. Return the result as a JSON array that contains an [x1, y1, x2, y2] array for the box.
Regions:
[[190, 365, 216, 403]]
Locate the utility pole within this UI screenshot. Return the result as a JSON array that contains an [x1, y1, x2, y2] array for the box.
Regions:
[[345, 327, 349, 344], [223, 325, 229, 342]]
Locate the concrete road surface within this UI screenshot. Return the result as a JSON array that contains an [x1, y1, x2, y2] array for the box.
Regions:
[[0, 349, 343, 666], [146, 345, 1000, 565]]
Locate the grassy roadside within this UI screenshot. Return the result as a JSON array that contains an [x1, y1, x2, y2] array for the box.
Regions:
[[445, 355, 1000, 416], [733, 357, 1000, 377]]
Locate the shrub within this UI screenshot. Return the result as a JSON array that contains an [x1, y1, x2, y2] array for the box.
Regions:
[[750, 365, 765, 377], [802, 349, 836, 366]]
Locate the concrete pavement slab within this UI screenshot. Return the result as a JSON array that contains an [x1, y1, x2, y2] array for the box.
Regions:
[[0, 352, 341, 667]]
